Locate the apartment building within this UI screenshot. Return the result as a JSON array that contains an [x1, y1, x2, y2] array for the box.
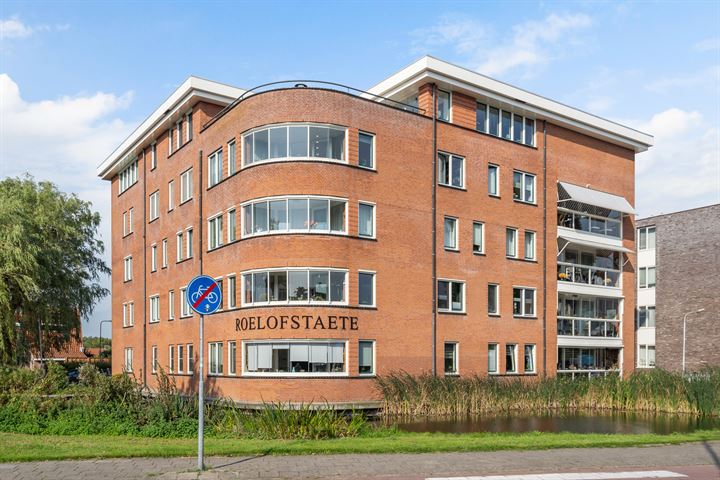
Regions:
[[98, 56, 653, 404], [636, 204, 719, 372]]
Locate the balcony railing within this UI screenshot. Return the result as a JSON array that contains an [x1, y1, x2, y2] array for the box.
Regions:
[[557, 263, 620, 288], [557, 369, 619, 379], [557, 317, 620, 338], [557, 209, 621, 239]]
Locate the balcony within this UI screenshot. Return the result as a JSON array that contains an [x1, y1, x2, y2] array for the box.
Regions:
[[557, 263, 620, 288], [557, 209, 621, 239], [557, 317, 620, 338], [557, 347, 620, 377]]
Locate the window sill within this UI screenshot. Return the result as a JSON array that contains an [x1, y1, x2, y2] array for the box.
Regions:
[[444, 247, 459, 253], [488, 194, 501, 199], [513, 199, 537, 206], [148, 217, 159, 224], [122, 324, 134, 329], [444, 373, 459, 377], [513, 315, 538, 320], [488, 313, 501, 318], [149, 320, 160, 325], [438, 311, 466, 316], [180, 314, 193, 319], [123, 279, 132, 284], [438, 183, 466, 191], [241, 373, 349, 378], [179, 198, 193, 207], [473, 251, 485, 256], [357, 165, 376, 172], [176, 257, 193, 265], [122, 232, 134, 239]]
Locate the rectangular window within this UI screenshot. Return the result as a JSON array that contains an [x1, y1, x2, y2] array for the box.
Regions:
[[513, 171, 536, 203], [151, 345, 158, 374], [513, 287, 536, 317], [524, 118, 535, 146], [228, 209, 237, 242], [438, 152, 464, 188], [168, 290, 175, 320], [122, 211, 129, 236], [437, 90, 451, 121], [437, 280, 464, 312], [209, 342, 224, 375], [186, 229, 194, 258], [524, 231, 536, 260], [216, 278, 223, 310], [245, 341, 346, 375], [150, 143, 157, 170], [227, 276, 236, 308], [180, 169, 193, 203], [187, 344, 194, 373], [358, 132, 374, 169], [123, 256, 133, 281], [124, 347, 133, 372], [488, 284, 499, 315], [177, 345, 184, 374], [359, 340, 375, 375], [228, 341, 237, 375], [228, 140, 237, 176], [186, 113, 192, 141], [168, 181, 175, 211], [488, 164, 499, 196], [122, 301, 135, 327], [501, 110, 512, 140], [244, 197, 347, 236], [149, 191, 159, 221], [638, 306, 656, 328], [472, 222, 484, 254], [444, 216, 458, 250], [358, 202, 375, 238], [118, 160, 138, 194], [488, 344, 498, 373], [444, 342, 458, 375], [476, 102, 487, 132], [208, 149, 223, 187], [513, 114, 524, 143], [150, 295, 159, 323], [208, 215, 223, 250], [176, 121, 182, 149], [506, 344, 517, 373], [506, 228, 517, 257], [489, 107, 500, 136], [150, 245, 157, 272], [242, 268, 347, 305], [639, 267, 656, 288], [638, 226, 656, 250], [180, 287, 190, 317], [169, 345, 175, 373], [176, 232, 184, 262], [358, 271, 375, 307], [162, 239, 168, 268], [524, 345, 535, 373], [168, 128, 173, 155]]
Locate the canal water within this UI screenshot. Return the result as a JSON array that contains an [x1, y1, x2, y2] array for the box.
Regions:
[[386, 412, 720, 434]]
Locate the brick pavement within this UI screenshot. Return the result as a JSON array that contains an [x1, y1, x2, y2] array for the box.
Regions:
[[1, 441, 718, 480]]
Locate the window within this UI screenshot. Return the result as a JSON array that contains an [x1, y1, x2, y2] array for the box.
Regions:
[[488, 284, 499, 315], [359, 341, 374, 375], [180, 287, 191, 317], [437, 90, 450, 121], [227, 276, 236, 308], [168, 290, 175, 320], [488, 344, 498, 374], [186, 113, 192, 141], [151, 345, 158, 374], [513, 114, 524, 143], [124, 347, 133, 372], [638, 345, 656, 368], [444, 217, 458, 250], [506, 344, 517, 373], [180, 169, 193, 203], [168, 181, 175, 211], [639, 267, 656, 288], [176, 120, 183, 150], [169, 345, 175, 373], [128, 208, 134, 235], [177, 345, 184, 374], [228, 341, 237, 375], [119, 160, 138, 194], [638, 226, 656, 250], [242, 196, 346, 237], [501, 110, 512, 140], [186, 229, 194, 258], [187, 344, 194, 373], [524, 345, 536, 373], [513, 287, 536, 317], [245, 341, 346, 375], [506, 228, 518, 257], [242, 268, 347, 306], [637, 306, 656, 328], [524, 118, 535, 146], [122, 209, 133, 236], [524, 231, 536, 260], [208, 149, 223, 187], [358, 271, 375, 307], [359, 132, 374, 169], [243, 124, 345, 166], [358, 202, 375, 238], [209, 342, 223, 375], [437, 280, 464, 312], [475, 104, 535, 146], [150, 143, 157, 170], [228, 140, 237, 176], [489, 107, 500, 136], [122, 301, 134, 327], [438, 152, 464, 188], [476, 102, 488, 132], [472, 222, 484, 254], [162, 239, 168, 268], [149, 191, 159, 221], [488, 164, 499, 196], [208, 215, 223, 250], [149, 295, 160, 323], [513, 171, 536, 203], [444, 342, 457, 375], [216, 278, 223, 310], [168, 128, 174, 155], [228, 209, 237, 242], [176, 232, 184, 262], [148, 244, 156, 272], [123, 256, 133, 281]]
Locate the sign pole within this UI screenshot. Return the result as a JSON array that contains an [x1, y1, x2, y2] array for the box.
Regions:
[[198, 313, 205, 471]]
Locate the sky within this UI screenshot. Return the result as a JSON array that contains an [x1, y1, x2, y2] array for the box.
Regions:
[[1, 0, 719, 337]]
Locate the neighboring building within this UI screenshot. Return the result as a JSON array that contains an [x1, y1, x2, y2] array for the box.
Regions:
[[636, 204, 720, 372], [30, 328, 88, 367], [98, 56, 652, 404]]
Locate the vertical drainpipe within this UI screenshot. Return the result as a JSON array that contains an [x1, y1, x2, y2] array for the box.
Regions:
[[431, 84, 438, 377], [142, 148, 148, 388], [542, 120, 548, 376]]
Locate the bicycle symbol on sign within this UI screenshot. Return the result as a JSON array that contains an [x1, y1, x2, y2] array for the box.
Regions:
[[191, 285, 219, 304]]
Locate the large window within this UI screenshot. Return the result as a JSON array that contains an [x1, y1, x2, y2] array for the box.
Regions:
[[209, 342, 223, 375], [242, 196, 346, 237], [245, 341, 346, 375], [444, 216, 458, 250], [242, 268, 347, 306], [637, 305, 656, 328], [208, 215, 223, 250], [208, 149, 223, 187], [438, 152, 464, 188], [638, 226, 656, 250], [513, 171, 536, 203], [444, 342, 458, 375], [473, 222, 484, 254], [243, 124, 345, 166], [359, 341, 375, 375], [437, 90, 451, 121], [359, 132, 374, 169], [149, 191, 159, 221], [513, 287, 535, 317], [119, 160, 138, 194], [557, 295, 620, 338], [180, 169, 193, 203], [639, 267, 656, 288], [476, 104, 535, 146], [557, 203, 622, 239], [488, 164, 499, 196], [438, 279, 464, 313], [558, 249, 621, 288], [359, 202, 375, 238]]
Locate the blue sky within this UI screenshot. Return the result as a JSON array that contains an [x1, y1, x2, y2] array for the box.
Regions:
[[1, 1, 719, 337]]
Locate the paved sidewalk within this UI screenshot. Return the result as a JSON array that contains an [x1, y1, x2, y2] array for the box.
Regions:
[[1, 441, 718, 480]]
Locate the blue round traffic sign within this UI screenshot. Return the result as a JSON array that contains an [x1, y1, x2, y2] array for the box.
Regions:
[[187, 275, 222, 315]]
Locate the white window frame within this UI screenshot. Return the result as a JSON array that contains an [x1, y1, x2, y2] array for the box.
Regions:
[[118, 160, 138, 194], [241, 123, 348, 167], [208, 341, 224, 375], [187, 344, 194, 374], [186, 228, 194, 258], [149, 295, 160, 323], [488, 343, 499, 374], [151, 244, 157, 272], [151, 345, 158, 374], [488, 283, 500, 315], [513, 170, 536, 204], [488, 164, 500, 197], [505, 344, 518, 374], [168, 289, 175, 320], [185, 112, 192, 142], [208, 214, 224, 250], [122, 301, 135, 327], [444, 216, 458, 251], [180, 287, 191, 317], [123, 256, 133, 281], [227, 208, 237, 243], [241, 267, 349, 307], [437, 278, 465, 313], [150, 142, 157, 170], [438, 151, 465, 189], [208, 148, 223, 188], [227, 275, 236, 309], [524, 230, 536, 261], [241, 195, 348, 238], [228, 139, 237, 176], [228, 341, 237, 376], [241, 339, 348, 377], [162, 239, 168, 268], [638, 226, 656, 251], [358, 201, 376, 239], [639, 266, 656, 288], [358, 270, 376, 308], [169, 345, 175, 373], [524, 344, 536, 374], [124, 347, 133, 372], [512, 286, 536, 318], [358, 131, 375, 170], [149, 191, 160, 221], [437, 89, 451, 122], [444, 341, 458, 376], [180, 168, 193, 203], [168, 181, 175, 211], [358, 340, 376, 376], [176, 231, 184, 262], [472, 221, 485, 254], [506, 228, 518, 258], [177, 344, 184, 374]]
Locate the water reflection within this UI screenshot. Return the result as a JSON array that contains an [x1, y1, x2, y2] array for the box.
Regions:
[[386, 411, 720, 435]]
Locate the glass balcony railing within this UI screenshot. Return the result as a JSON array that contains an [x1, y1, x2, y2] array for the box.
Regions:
[[557, 317, 620, 338], [557, 263, 620, 288], [557, 209, 621, 239]]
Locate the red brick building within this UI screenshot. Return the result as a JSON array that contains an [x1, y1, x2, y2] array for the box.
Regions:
[[98, 57, 653, 404]]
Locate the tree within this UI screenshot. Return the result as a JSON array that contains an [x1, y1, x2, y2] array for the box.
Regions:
[[0, 176, 109, 365]]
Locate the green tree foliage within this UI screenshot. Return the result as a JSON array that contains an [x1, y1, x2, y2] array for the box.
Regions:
[[0, 176, 109, 364]]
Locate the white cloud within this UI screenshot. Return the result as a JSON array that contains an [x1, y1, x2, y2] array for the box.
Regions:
[[634, 108, 720, 217], [694, 37, 720, 52], [411, 15, 490, 57], [645, 66, 720, 93], [0, 16, 68, 40], [0, 74, 134, 334]]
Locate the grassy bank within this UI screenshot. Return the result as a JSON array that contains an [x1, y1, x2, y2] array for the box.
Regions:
[[376, 369, 720, 416], [4, 429, 720, 462]]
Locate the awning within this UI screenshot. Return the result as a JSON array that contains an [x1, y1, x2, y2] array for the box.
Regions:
[[558, 235, 632, 253], [558, 182, 635, 214]]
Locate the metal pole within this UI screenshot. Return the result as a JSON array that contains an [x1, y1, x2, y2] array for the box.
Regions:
[[682, 308, 705, 374], [198, 314, 204, 471]]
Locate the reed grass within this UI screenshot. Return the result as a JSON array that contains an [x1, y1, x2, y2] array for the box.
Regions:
[[375, 368, 720, 417]]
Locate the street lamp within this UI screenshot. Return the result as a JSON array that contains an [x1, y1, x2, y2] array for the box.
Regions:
[[682, 308, 706, 374]]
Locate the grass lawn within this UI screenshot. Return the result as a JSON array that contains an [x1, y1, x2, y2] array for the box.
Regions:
[[3, 429, 720, 462]]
